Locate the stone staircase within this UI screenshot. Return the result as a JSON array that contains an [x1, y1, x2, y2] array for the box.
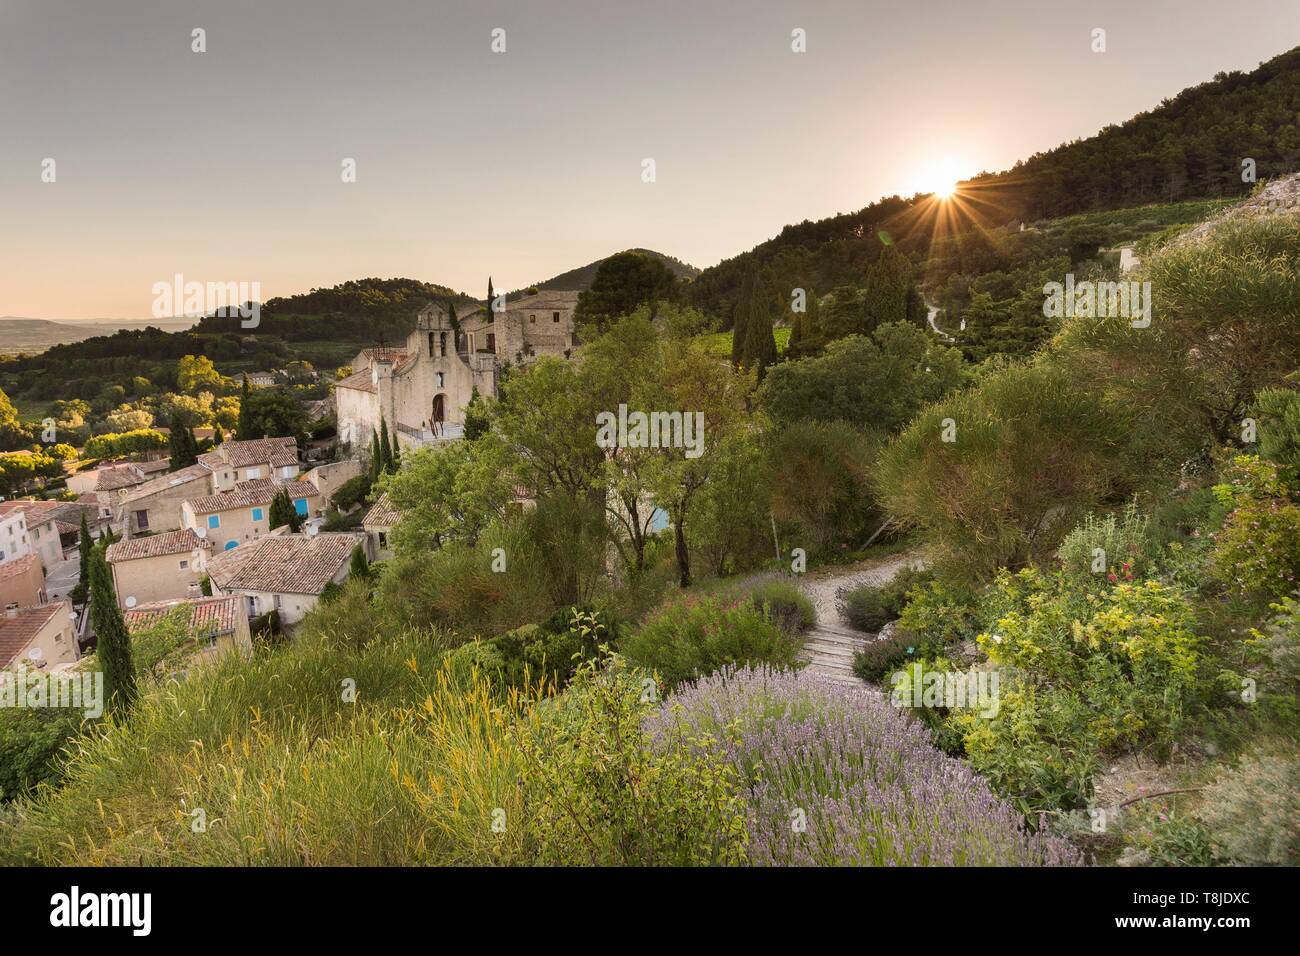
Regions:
[[800, 622, 868, 682]]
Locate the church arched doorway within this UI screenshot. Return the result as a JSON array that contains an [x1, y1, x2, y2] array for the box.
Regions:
[[432, 394, 445, 424]]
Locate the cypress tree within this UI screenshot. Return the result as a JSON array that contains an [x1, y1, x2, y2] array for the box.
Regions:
[[486, 277, 495, 321], [369, 430, 382, 483], [379, 419, 394, 474], [236, 375, 253, 440], [77, 513, 92, 592], [348, 543, 370, 581], [733, 265, 777, 378], [168, 413, 199, 470], [89, 546, 137, 715], [213, 425, 225, 446], [269, 488, 301, 532], [730, 269, 754, 366]]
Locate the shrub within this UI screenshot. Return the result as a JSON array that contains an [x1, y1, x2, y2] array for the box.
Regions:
[[1199, 744, 1300, 865], [1122, 804, 1219, 866], [875, 362, 1129, 581], [0, 707, 87, 802], [650, 666, 1081, 865], [1255, 386, 1300, 478], [330, 474, 372, 513], [840, 565, 932, 632], [851, 631, 914, 683], [621, 597, 802, 691], [514, 656, 748, 866], [747, 580, 816, 634], [895, 577, 979, 652], [1057, 499, 1153, 583], [1211, 455, 1300, 597], [451, 606, 622, 691]]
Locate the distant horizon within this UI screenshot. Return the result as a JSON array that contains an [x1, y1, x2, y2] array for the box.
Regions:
[[4, 0, 1299, 319]]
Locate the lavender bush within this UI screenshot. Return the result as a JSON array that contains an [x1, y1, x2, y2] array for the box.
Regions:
[[648, 666, 1081, 866]]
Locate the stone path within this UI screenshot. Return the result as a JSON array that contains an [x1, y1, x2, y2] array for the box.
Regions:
[[795, 553, 922, 682]]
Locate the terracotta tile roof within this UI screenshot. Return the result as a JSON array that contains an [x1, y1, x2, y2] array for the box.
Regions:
[[0, 554, 42, 584], [334, 368, 376, 393], [94, 464, 149, 492], [106, 528, 204, 563], [125, 595, 240, 637], [0, 603, 66, 668], [206, 532, 364, 596], [118, 463, 212, 505], [0, 499, 60, 528], [363, 492, 400, 529], [185, 478, 318, 515], [357, 347, 409, 364], [198, 436, 298, 471]]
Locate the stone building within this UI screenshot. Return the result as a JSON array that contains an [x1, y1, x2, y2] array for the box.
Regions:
[[335, 290, 580, 454]]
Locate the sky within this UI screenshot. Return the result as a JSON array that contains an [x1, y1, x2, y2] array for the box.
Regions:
[[2, 0, 1297, 320]]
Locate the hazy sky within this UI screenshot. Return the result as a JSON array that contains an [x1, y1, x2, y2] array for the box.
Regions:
[[2, 0, 1297, 319]]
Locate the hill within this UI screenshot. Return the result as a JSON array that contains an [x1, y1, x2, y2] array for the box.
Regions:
[[0, 317, 195, 355], [689, 45, 1300, 320], [523, 248, 700, 295]]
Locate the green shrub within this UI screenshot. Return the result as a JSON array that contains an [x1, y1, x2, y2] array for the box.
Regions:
[[1199, 744, 1300, 865], [1211, 456, 1300, 597], [875, 362, 1130, 581], [1057, 499, 1153, 583], [747, 580, 816, 634], [453, 606, 621, 691], [1122, 805, 1219, 866], [895, 577, 978, 653], [0, 708, 87, 802], [514, 656, 748, 865], [622, 596, 802, 691], [852, 631, 915, 683], [841, 565, 933, 632], [1255, 386, 1300, 478]]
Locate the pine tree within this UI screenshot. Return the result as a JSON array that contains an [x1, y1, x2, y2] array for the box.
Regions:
[[236, 375, 253, 440], [89, 546, 137, 715], [348, 543, 370, 581]]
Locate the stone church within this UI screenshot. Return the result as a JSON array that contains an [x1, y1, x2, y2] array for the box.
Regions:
[[335, 290, 579, 453]]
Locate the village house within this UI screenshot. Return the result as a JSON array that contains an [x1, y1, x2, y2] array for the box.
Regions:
[[113, 463, 213, 536], [181, 477, 324, 552], [124, 594, 252, 662], [0, 600, 79, 672], [198, 436, 300, 491], [0, 500, 62, 569], [205, 530, 367, 625], [105, 528, 206, 608], [0, 555, 47, 609], [300, 458, 363, 503], [335, 290, 579, 455], [0, 508, 33, 567], [362, 492, 399, 560]]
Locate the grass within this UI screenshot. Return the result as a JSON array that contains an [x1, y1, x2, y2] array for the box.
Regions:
[[697, 327, 792, 358]]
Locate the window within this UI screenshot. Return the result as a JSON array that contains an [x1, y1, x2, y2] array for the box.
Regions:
[[135, 510, 149, 530], [553, 312, 560, 323], [252, 507, 264, 522], [179, 559, 189, 570], [274, 594, 283, 609], [436, 372, 444, 388], [246, 467, 262, 480], [529, 314, 536, 324], [225, 540, 238, 550], [294, 498, 308, 517], [207, 515, 220, 529]]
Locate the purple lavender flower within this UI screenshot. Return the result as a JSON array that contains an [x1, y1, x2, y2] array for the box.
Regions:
[[648, 665, 1082, 866]]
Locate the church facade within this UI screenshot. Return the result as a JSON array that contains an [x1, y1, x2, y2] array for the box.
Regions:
[[335, 290, 580, 454]]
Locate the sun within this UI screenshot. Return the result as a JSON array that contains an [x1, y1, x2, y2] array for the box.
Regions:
[[914, 158, 965, 200], [932, 178, 958, 199]]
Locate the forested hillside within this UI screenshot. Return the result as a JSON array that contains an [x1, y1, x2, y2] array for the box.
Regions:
[[690, 45, 1300, 322]]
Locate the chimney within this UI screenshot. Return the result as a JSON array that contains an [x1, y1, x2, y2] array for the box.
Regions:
[[5, 604, 18, 619]]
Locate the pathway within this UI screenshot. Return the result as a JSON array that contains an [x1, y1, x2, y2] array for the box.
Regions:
[[794, 552, 922, 681]]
